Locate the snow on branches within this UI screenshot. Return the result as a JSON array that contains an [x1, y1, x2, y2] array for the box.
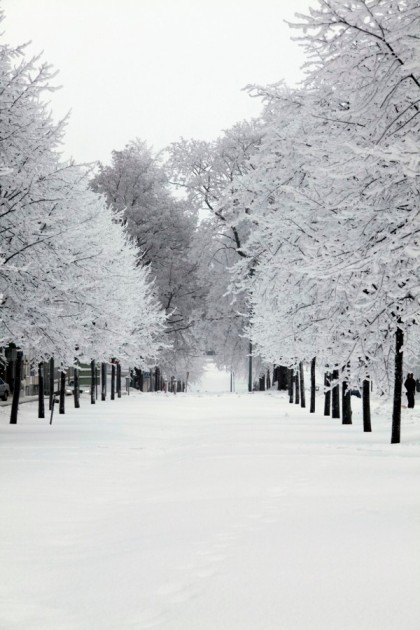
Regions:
[[0, 26, 165, 367]]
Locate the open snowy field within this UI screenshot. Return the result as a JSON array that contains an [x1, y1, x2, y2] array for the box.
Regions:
[[1, 387, 419, 630]]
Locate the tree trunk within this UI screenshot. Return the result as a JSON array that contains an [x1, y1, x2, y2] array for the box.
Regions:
[[9, 350, 23, 425], [332, 368, 340, 419], [299, 362, 306, 408], [73, 364, 80, 409], [91, 360, 96, 404], [259, 375, 265, 391], [248, 340, 253, 392], [324, 371, 331, 416], [117, 362, 122, 398], [101, 362, 107, 401], [277, 366, 289, 390], [294, 369, 300, 405], [266, 368, 271, 390], [49, 356, 54, 411], [310, 357, 316, 413], [391, 326, 404, 444], [59, 371, 66, 414], [38, 362, 45, 419], [111, 361, 116, 400], [362, 378, 371, 432], [288, 368, 293, 403], [342, 364, 352, 425]]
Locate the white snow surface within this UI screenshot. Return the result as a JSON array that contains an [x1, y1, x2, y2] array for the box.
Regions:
[[1, 388, 419, 630]]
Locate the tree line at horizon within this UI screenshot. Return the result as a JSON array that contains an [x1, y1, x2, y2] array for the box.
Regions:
[[1, 1, 419, 443]]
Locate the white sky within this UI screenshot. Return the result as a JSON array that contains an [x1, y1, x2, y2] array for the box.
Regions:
[[2, 0, 311, 164]]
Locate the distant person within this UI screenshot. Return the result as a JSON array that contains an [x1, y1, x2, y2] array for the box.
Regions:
[[404, 372, 416, 408]]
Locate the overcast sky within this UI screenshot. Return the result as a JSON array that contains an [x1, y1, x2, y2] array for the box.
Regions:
[[2, 0, 311, 164]]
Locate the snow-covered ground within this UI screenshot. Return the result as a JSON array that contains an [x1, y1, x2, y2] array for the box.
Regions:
[[1, 384, 419, 629]]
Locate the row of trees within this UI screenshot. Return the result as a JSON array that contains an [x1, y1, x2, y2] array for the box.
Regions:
[[0, 13, 167, 423], [2, 1, 419, 444], [166, 0, 420, 443]]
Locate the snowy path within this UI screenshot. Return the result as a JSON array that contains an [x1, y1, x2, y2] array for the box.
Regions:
[[0, 392, 419, 629]]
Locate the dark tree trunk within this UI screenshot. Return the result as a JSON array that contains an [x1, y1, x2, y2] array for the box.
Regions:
[[49, 356, 55, 411], [342, 364, 352, 425], [59, 371, 66, 414], [299, 362, 306, 408], [277, 366, 289, 390], [101, 362, 107, 401], [117, 362, 122, 398], [362, 379, 371, 432], [310, 357, 316, 414], [294, 370, 300, 405], [248, 340, 253, 392], [91, 360, 96, 404], [259, 375, 265, 391], [324, 371, 331, 416], [177, 380, 182, 392], [391, 326, 404, 444], [332, 368, 340, 419], [266, 369, 271, 390], [154, 367, 159, 392], [9, 350, 23, 425], [288, 368, 293, 403], [111, 361, 116, 400], [73, 365, 80, 409], [38, 362, 45, 419]]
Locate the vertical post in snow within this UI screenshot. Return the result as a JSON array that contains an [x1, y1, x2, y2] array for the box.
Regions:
[[38, 362, 45, 419], [73, 362, 80, 409], [288, 369, 293, 403], [332, 368, 340, 419], [324, 370, 331, 416], [362, 378, 371, 432], [49, 356, 55, 411], [391, 326, 404, 444], [111, 361, 116, 400], [9, 350, 23, 425], [59, 370, 66, 414], [101, 363, 107, 401], [117, 362, 122, 398], [91, 360, 96, 405], [310, 357, 316, 414], [342, 363, 352, 425], [299, 362, 306, 408]]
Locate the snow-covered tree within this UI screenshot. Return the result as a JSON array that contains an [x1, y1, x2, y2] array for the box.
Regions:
[[167, 121, 267, 387], [0, 18, 166, 423], [91, 141, 206, 384]]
